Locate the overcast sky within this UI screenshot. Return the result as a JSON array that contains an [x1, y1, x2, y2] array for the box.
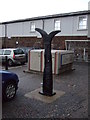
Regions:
[[0, 0, 89, 22]]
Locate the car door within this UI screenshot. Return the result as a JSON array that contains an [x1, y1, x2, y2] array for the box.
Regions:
[[0, 49, 4, 63], [3, 50, 12, 61]]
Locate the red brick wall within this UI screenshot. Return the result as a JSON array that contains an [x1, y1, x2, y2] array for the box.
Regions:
[[52, 36, 87, 49], [1, 36, 88, 49]]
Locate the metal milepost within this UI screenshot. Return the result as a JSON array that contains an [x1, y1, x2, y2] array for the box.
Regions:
[[35, 28, 61, 96]]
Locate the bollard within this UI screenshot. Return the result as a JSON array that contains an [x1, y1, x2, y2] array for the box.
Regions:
[[40, 83, 43, 93], [5, 56, 8, 70]]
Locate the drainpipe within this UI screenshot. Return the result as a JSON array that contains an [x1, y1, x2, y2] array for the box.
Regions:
[[4, 24, 7, 48], [65, 40, 67, 50], [42, 20, 44, 30], [83, 48, 86, 61]]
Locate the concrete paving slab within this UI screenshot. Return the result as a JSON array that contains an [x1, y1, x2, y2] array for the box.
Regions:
[[24, 88, 65, 103]]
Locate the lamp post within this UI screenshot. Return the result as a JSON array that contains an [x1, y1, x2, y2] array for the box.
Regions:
[[35, 28, 61, 96]]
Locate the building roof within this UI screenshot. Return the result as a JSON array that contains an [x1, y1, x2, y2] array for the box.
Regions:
[[0, 10, 90, 25]]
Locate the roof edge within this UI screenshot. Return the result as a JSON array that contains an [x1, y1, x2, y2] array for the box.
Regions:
[[0, 10, 89, 25]]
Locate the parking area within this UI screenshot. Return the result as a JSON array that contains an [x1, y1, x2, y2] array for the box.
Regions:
[[2, 62, 88, 118]]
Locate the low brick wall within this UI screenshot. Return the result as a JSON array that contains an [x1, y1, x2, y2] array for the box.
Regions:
[[5, 37, 43, 48]]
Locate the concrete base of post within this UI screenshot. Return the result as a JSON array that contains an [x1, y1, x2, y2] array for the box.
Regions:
[[39, 91, 56, 96]]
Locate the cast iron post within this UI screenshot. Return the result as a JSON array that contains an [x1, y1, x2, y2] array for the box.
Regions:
[[35, 28, 61, 96]]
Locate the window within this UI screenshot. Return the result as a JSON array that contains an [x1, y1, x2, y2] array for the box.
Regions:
[[30, 22, 35, 32], [0, 49, 4, 55], [14, 49, 24, 55], [54, 20, 61, 30], [4, 50, 11, 55], [78, 16, 87, 30]]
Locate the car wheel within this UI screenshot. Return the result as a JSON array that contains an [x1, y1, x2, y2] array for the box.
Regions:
[[8, 59, 13, 66], [3, 82, 16, 101]]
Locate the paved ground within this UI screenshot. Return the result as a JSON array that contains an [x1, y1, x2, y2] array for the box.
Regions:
[[2, 62, 88, 119]]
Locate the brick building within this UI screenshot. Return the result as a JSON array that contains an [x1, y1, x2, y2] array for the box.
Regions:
[[0, 10, 90, 61]]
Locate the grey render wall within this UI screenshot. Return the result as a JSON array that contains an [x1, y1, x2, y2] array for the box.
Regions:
[[0, 24, 5, 37], [88, 2, 90, 38], [43, 19, 54, 33], [44, 15, 87, 36], [6, 20, 43, 38], [0, 14, 88, 38], [70, 15, 88, 36], [88, 14, 90, 38]]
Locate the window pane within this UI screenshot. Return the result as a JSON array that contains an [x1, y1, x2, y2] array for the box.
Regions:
[[30, 22, 35, 32], [83, 21, 87, 26], [14, 49, 24, 55], [55, 20, 60, 30], [4, 50, 11, 55], [78, 16, 87, 29], [79, 20, 83, 26]]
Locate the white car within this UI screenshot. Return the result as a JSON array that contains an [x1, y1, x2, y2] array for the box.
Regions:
[[0, 48, 26, 66]]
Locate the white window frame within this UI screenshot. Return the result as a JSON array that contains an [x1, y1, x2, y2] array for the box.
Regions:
[[78, 15, 87, 30], [30, 22, 35, 32], [54, 20, 61, 30]]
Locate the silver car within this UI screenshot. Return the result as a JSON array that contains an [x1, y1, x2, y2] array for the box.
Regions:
[[0, 48, 26, 66]]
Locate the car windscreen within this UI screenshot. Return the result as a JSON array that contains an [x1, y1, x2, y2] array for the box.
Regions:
[[14, 49, 24, 55], [4, 50, 11, 55]]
